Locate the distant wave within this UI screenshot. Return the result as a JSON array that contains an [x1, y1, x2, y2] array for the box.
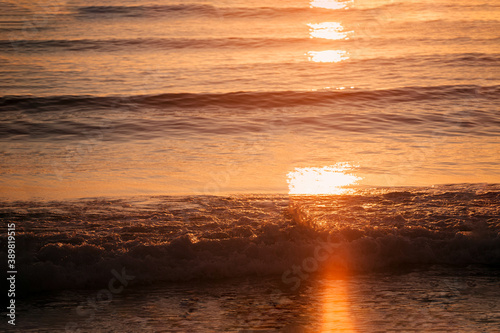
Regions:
[[2, 37, 499, 52], [2, 85, 498, 140], [0, 37, 337, 52], [75, 4, 334, 19], [2, 85, 499, 111], [1, 186, 499, 293], [74, 3, 500, 19]]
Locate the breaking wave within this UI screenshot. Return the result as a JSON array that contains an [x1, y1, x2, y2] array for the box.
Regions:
[[1, 185, 499, 294]]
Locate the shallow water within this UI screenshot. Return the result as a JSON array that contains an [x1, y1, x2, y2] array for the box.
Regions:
[[1, 0, 499, 331], [11, 268, 500, 332], [1, 0, 499, 199]]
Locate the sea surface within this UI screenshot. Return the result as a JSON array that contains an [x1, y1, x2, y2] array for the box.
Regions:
[[2, 186, 500, 331], [0, 0, 499, 198], [0, 0, 499, 331]]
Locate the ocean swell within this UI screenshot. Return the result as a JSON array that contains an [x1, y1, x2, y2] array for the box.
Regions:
[[2, 85, 498, 111]]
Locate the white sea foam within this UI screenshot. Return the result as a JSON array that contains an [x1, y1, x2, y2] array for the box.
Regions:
[[1, 185, 498, 293]]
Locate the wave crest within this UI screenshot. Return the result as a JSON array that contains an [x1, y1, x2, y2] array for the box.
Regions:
[[2, 85, 498, 111]]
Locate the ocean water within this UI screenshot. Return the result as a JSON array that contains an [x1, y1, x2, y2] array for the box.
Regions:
[[1, 0, 500, 331], [2, 186, 500, 331], [1, 0, 499, 198]]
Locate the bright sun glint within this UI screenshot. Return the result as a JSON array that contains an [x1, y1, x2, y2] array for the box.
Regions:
[[310, 0, 353, 10], [307, 50, 349, 63], [308, 22, 351, 40], [287, 164, 360, 195]]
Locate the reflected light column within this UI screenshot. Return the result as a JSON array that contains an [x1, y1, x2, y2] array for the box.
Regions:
[[307, 1, 353, 64], [320, 278, 357, 332]]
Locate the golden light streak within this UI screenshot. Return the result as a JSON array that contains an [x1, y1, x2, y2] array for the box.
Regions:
[[320, 279, 357, 332], [307, 50, 349, 63], [287, 164, 360, 195], [308, 22, 351, 40], [310, 0, 353, 10]]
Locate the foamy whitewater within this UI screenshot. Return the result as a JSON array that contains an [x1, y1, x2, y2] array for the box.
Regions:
[[2, 185, 500, 292], [1, 0, 499, 331], [2, 186, 500, 331]]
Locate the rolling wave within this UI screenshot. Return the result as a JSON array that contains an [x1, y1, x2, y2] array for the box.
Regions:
[[75, 4, 333, 19], [1, 84, 498, 140], [2, 85, 498, 111], [0, 37, 343, 52], [1, 186, 499, 293], [74, 3, 500, 19], [2, 37, 499, 53]]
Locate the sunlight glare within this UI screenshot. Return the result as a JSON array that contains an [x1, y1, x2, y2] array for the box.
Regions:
[[320, 279, 356, 332], [307, 50, 349, 63], [308, 22, 351, 40], [310, 0, 353, 10], [287, 164, 360, 195]]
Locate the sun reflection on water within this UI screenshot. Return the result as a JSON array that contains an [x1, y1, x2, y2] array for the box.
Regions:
[[307, 50, 349, 63], [287, 164, 360, 195], [308, 1, 351, 64], [320, 278, 357, 332], [310, 0, 353, 10], [308, 22, 351, 40]]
